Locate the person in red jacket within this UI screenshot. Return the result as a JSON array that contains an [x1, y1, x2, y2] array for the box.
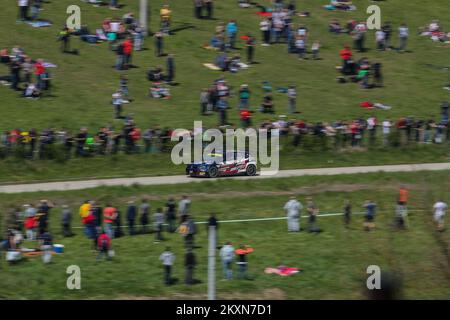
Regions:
[[97, 231, 112, 261], [240, 109, 252, 128], [339, 45, 352, 74], [122, 38, 133, 69], [34, 59, 45, 89]]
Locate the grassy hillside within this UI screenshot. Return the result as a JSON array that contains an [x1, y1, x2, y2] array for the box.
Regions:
[[0, 171, 449, 299], [0, 0, 449, 129]]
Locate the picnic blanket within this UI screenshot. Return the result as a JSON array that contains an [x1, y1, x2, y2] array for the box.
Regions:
[[204, 63, 221, 71], [42, 62, 58, 68], [265, 266, 300, 276], [256, 12, 272, 17], [323, 4, 357, 11], [360, 101, 392, 110], [26, 21, 52, 28], [96, 29, 108, 40]]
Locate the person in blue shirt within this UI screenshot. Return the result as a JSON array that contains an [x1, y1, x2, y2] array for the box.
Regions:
[[226, 20, 238, 49], [217, 97, 228, 126], [363, 200, 376, 231], [126, 199, 137, 235]]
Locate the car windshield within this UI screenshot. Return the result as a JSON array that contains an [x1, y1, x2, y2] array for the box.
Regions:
[[202, 151, 248, 163], [204, 153, 224, 163]]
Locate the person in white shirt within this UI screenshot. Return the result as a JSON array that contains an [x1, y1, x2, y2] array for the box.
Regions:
[[284, 196, 303, 232], [382, 119, 392, 146], [160, 247, 175, 285], [287, 85, 297, 114], [220, 242, 235, 279], [260, 18, 271, 45], [433, 201, 447, 231], [18, 0, 29, 21], [295, 36, 306, 59], [311, 40, 320, 59], [375, 29, 386, 51], [179, 195, 191, 218], [353, 21, 367, 52], [398, 23, 409, 52]]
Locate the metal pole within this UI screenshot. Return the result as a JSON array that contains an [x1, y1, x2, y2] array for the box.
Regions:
[[207, 225, 216, 300], [139, 0, 149, 36]]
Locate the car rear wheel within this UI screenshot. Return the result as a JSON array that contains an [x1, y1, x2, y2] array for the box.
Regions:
[[208, 165, 219, 178], [246, 164, 257, 176]]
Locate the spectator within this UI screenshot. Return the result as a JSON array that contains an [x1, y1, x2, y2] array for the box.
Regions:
[[306, 197, 321, 233], [220, 242, 235, 280], [140, 199, 150, 234], [96, 230, 112, 261], [226, 20, 238, 49], [110, 0, 119, 10], [154, 31, 164, 57], [287, 85, 297, 114], [6, 230, 22, 264], [217, 96, 229, 126], [39, 230, 53, 264], [284, 196, 302, 232], [126, 199, 137, 235], [382, 21, 392, 49], [103, 204, 117, 239], [160, 5, 171, 34], [184, 249, 197, 285], [260, 17, 271, 46], [398, 186, 408, 205], [18, 0, 29, 22], [166, 54, 175, 84], [178, 195, 191, 220], [178, 215, 196, 249], [166, 197, 177, 232], [58, 27, 71, 53], [159, 247, 175, 285], [398, 23, 409, 52], [61, 205, 74, 237], [363, 199, 377, 231], [339, 45, 353, 74], [200, 88, 209, 115], [194, 0, 203, 19], [295, 36, 306, 60], [235, 244, 252, 280], [343, 200, 351, 227], [122, 38, 133, 69], [311, 40, 320, 59], [154, 207, 164, 242], [204, 0, 213, 19], [245, 34, 256, 64], [352, 21, 367, 52], [433, 200, 447, 232], [375, 29, 386, 51], [395, 202, 408, 229], [382, 119, 392, 146]]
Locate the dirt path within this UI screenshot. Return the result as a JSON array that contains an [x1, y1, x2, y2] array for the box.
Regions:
[[1, 162, 450, 194]]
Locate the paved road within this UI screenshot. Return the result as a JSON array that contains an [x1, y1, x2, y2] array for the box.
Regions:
[[1, 162, 450, 194]]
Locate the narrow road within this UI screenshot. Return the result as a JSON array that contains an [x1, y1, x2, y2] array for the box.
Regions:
[[1, 162, 450, 194]]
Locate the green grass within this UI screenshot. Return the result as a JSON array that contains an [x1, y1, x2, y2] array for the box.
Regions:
[[1, 171, 449, 299], [0, 0, 449, 182]]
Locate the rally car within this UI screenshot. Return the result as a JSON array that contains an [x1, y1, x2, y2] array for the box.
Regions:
[[186, 150, 257, 178]]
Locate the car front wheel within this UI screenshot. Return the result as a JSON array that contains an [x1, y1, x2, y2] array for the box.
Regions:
[[208, 165, 219, 178], [246, 164, 257, 176]]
